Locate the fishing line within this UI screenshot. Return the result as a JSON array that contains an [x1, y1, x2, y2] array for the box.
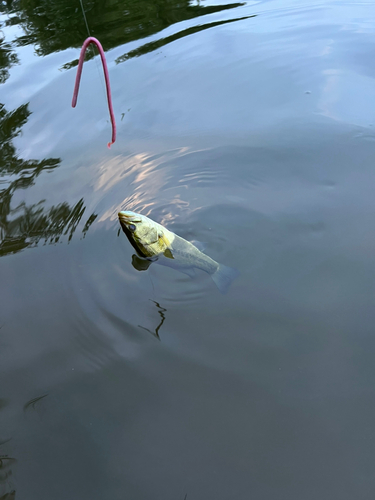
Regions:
[[78, 0, 108, 107], [79, 0, 91, 37], [150, 273, 155, 297], [74, 1, 117, 146]]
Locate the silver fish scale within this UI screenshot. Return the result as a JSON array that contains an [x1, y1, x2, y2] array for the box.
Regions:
[[169, 235, 219, 275]]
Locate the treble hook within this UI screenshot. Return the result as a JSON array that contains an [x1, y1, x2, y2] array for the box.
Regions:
[[72, 37, 116, 148]]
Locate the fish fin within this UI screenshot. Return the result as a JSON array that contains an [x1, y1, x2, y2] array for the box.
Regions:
[[163, 248, 174, 259], [190, 240, 206, 252], [160, 232, 172, 247], [211, 264, 240, 294], [132, 254, 153, 271]]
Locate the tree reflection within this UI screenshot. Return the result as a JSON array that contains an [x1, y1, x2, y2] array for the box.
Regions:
[[116, 13, 255, 63], [0, 458, 16, 500], [0, 398, 15, 500], [0, 35, 18, 84], [0, 103, 97, 257], [1, 0, 245, 63], [0, 0, 249, 256]]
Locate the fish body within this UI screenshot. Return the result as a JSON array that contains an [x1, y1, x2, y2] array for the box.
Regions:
[[118, 211, 239, 293]]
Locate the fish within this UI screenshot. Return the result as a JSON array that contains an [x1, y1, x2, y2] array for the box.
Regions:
[[118, 211, 239, 294]]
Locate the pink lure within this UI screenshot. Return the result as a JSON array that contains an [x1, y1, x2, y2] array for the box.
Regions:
[[72, 37, 116, 148]]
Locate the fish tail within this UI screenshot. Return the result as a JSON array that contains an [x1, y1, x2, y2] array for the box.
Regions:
[[211, 264, 240, 294]]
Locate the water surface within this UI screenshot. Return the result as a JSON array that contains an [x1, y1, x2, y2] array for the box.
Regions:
[[1, 0, 375, 498]]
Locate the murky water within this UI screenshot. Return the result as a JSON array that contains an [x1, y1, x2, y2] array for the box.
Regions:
[[1, 0, 375, 498]]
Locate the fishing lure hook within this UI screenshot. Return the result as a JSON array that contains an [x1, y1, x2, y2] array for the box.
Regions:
[[72, 37, 116, 148]]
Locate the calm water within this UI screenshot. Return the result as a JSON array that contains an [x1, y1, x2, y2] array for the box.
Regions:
[[1, 0, 375, 498]]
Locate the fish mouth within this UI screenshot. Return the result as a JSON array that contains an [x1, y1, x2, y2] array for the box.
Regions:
[[118, 211, 142, 224], [118, 212, 148, 258]]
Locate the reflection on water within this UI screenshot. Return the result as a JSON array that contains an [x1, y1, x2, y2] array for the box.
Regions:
[[0, 34, 18, 85], [95, 148, 192, 227], [0, 102, 97, 256], [0, 399, 15, 500], [0, 455, 16, 500], [138, 300, 167, 340], [0, 493, 16, 500], [0, 103, 59, 181], [1, 0, 247, 66], [1, 0, 375, 497], [115, 13, 255, 63], [23, 394, 48, 413]]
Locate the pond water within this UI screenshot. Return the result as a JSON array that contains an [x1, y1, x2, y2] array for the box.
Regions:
[[1, 0, 375, 498]]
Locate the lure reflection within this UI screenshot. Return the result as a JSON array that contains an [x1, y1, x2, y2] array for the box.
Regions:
[[118, 211, 239, 294]]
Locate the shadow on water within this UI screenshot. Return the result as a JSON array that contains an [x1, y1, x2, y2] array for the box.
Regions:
[[1, 0, 248, 66], [0, 103, 97, 257]]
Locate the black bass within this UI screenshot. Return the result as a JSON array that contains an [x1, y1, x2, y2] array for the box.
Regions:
[[118, 211, 239, 294]]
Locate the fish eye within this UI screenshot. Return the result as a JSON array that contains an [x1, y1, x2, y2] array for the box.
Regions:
[[128, 223, 136, 232]]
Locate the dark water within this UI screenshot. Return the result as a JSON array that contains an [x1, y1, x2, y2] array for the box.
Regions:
[[1, 0, 375, 498]]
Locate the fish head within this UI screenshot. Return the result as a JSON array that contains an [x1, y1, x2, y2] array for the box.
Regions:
[[118, 211, 172, 258]]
